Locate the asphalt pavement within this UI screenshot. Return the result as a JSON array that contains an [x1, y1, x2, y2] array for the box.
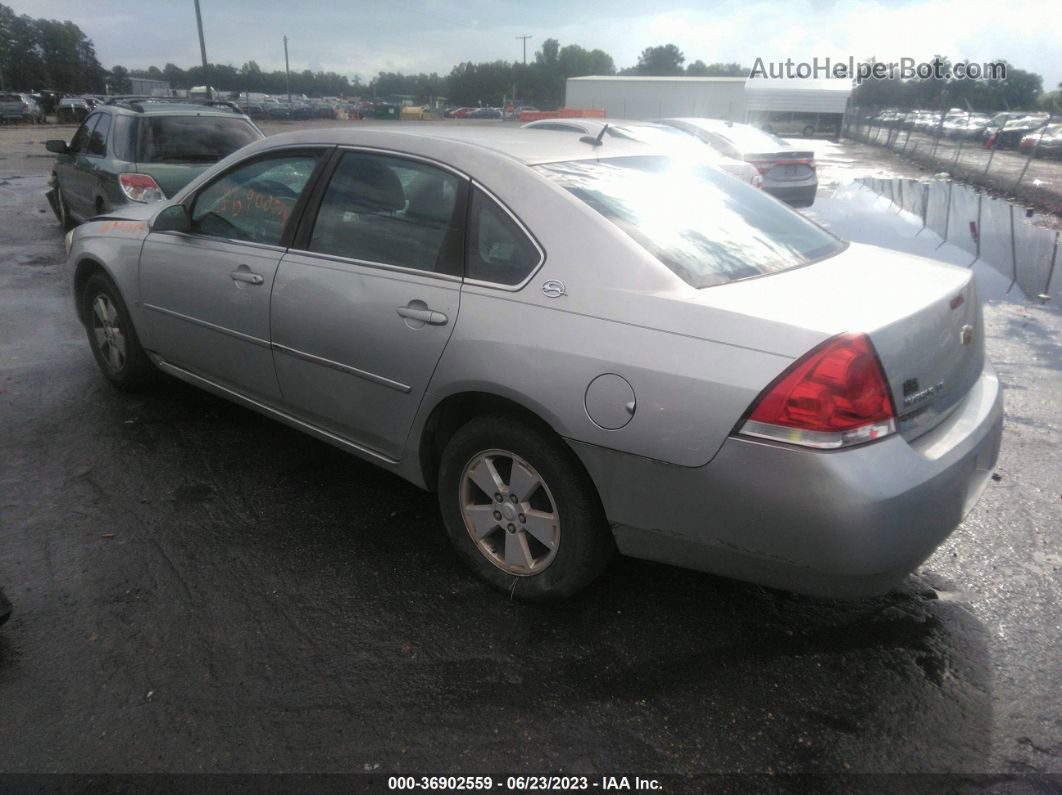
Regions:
[[0, 123, 1059, 788]]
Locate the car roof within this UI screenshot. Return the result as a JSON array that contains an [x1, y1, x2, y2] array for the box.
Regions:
[[248, 124, 659, 166], [100, 99, 248, 118], [660, 117, 788, 148], [525, 118, 674, 133]]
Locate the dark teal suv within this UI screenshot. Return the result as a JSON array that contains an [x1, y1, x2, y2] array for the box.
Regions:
[[45, 97, 264, 228]]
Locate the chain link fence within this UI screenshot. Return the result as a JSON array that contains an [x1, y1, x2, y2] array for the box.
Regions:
[[844, 109, 1062, 215]]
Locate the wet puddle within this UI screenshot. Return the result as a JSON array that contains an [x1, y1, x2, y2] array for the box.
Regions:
[[806, 177, 1061, 306]]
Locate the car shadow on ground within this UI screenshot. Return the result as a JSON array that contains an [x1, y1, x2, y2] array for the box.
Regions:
[[0, 374, 994, 774]]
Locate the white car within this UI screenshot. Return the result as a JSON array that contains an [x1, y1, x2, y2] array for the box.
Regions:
[[522, 118, 762, 187]]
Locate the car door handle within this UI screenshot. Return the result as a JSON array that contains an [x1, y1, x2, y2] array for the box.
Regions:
[[229, 269, 264, 285], [396, 306, 448, 325]]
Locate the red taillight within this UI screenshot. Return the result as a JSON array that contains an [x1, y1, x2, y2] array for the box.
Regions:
[[118, 172, 165, 203], [739, 333, 896, 449]]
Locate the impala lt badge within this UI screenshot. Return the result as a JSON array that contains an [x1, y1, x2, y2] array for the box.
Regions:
[[960, 324, 974, 345], [903, 380, 945, 409]]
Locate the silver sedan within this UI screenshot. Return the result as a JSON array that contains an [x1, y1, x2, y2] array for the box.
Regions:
[[66, 126, 1002, 600]]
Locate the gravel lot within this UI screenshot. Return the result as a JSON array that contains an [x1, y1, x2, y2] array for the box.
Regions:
[[0, 120, 1059, 788]]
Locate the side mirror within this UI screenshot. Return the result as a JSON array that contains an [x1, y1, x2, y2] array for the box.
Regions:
[[152, 204, 191, 233], [46, 140, 69, 154]]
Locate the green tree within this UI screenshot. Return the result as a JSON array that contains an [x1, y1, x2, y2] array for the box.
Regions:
[[687, 60, 745, 77], [108, 64, 132, 94], [634, 44, 685, 75], [0, 4, 103, 92]]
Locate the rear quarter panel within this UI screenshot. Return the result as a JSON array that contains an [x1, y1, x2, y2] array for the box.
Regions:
[[411, 164, 801, 468]]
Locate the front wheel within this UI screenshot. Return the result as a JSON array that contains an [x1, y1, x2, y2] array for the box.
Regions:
[[802, 124, 816, 137], [437, 415, 614, 601], [81, 273, 156, 390]]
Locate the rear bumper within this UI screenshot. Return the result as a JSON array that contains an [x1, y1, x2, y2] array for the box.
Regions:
[[571, 363, 1003, 598]]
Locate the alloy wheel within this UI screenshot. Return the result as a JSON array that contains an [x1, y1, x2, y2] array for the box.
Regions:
[[459, 449, 560, 575], [91, 293, 126, 374]]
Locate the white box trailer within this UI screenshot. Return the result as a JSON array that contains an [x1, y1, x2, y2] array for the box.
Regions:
[[744, 78, 851, 136], [564, 75, 852, 135], [565, 76, 747, 121]]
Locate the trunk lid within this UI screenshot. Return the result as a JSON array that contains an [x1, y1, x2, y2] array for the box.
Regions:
[[745, 150, 815, 182], [692, 242, 985, 441]]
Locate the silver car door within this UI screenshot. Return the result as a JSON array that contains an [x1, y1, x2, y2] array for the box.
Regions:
[[271, 149, 466, 461], [138, 150, 326, 403]]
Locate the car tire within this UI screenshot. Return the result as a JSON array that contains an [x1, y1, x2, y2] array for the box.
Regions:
[[55, 184, 74, 230], [81, 272, 156, 390], [802, 125, 816, 137], [437, 414, 614, 601]]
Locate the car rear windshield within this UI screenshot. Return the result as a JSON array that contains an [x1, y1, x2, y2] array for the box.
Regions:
[[535, 156, 844, 288], [0, 94, 24, 103], [136, 116, 261, 163]]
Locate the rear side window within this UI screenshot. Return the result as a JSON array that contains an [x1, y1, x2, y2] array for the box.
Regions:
[[308, 152, 462, 273], [137, 116, 261, 164], [110, 116, 135, 162], [466, 188, 541, 285], [87, 113, 111, 156], [191, 155, 319, 245], [70, 114, 99, 153], [536, 156, 843, 288]]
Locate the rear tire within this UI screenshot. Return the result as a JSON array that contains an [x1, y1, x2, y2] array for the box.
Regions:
[[81, 273, 156, 390], [802, 125, 816, 137], [437, 414, 613, 601], [55, 184, 74, 230]]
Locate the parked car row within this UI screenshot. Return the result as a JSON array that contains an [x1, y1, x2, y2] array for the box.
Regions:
[[445, 107, 505, 119], [866, 108, 1056, 150]]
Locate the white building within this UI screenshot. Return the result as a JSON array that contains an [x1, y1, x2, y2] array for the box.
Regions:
[[565, 75, 851, 134], [565, 76, 747, 121]]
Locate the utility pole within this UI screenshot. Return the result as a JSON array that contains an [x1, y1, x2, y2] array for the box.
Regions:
[[193, 0, 208, 69], [516, 35, 532, 65], [283, 35, 291, 104], [515, 35, 532, 108]]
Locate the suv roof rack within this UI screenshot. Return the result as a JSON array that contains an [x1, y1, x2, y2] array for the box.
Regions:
[[104, 96, 241, 113]]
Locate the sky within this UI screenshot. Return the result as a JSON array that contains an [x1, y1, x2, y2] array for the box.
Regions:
[[18, 0, 1062, 90]]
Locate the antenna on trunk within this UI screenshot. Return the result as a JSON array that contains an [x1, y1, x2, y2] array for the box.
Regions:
[[579, 124, 609, 147]]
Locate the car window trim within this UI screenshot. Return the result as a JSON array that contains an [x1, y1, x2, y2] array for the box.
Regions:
[[462, 180, 546, 292], [289, 145, 470, 281], [86, 111, 111, 158], [71, 113, 101, 155], [173, 146, 334, 249]]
